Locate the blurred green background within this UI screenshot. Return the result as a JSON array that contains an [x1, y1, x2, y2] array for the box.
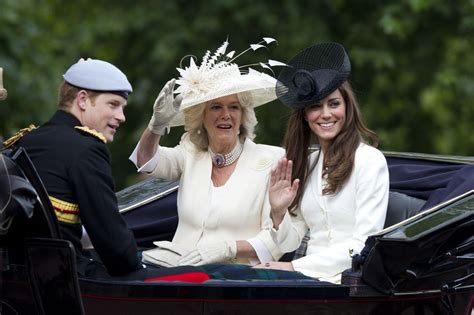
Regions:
[[1, 0, 473, 189]]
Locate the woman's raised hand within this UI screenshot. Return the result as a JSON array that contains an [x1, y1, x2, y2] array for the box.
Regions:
[[148, 79, 183, 136], [269, 158, 299, 225]]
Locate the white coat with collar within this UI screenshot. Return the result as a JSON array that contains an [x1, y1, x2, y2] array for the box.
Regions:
[[273, 143, 389, 283], [147, 134, 285, 264]]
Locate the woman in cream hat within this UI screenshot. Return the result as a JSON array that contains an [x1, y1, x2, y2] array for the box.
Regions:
[[130, 39, 288, 268], [258, 43, 389, 283]]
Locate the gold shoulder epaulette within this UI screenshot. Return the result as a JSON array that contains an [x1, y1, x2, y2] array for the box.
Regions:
[[74, 126, 107, 143], [3, 124, 37, 148]]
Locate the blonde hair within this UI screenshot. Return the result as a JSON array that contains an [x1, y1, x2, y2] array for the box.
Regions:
[[184, 92, 257, 151]]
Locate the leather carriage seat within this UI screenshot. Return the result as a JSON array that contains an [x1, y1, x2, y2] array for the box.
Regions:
[[384, 191, 426, 228], [0, 148, 61, 238], [1, 148, 85, 314]]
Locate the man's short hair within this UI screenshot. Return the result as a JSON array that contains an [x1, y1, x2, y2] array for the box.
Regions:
[[57, 81, 100, 110]]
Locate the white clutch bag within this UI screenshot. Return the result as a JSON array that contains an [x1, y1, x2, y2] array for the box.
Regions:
[[141, 241, 189, 268]]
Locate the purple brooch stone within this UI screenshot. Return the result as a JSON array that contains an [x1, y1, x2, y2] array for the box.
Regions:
[[213, 153, 225, 168]]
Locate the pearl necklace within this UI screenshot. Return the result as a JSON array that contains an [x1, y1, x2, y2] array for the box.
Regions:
[[209, 141, 243, 168]]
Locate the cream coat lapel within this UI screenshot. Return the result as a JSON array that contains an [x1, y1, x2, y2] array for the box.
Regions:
[[183, 149, 212, 232]]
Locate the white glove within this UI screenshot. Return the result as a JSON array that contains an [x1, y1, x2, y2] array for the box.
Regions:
[[178, 241, 237, 266], [148, 79, 183, 135], [141, 241, 188, 268]]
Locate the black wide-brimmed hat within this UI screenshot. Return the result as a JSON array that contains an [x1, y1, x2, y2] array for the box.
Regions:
[[276, 42, 351, 109]]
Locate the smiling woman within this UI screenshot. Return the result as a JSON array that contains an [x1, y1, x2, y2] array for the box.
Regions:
[[128, 38, 297, 274], [203, 95, 242, 155], [304, 90, 347, 152], [260, 43, 389, 284]]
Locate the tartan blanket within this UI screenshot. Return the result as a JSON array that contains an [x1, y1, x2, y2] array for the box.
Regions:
[[201, 264, 316, 281]]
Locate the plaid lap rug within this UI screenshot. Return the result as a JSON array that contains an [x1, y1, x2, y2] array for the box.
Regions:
[[201, 264, 316, 281]]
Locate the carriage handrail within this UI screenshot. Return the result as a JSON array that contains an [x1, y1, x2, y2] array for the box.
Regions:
[[383, 150, 474, 164]]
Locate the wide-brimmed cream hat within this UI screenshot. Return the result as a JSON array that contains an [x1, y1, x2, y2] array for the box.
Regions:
[[170, 38, 280, 126]]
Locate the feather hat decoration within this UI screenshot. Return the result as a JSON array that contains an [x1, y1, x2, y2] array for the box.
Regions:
[[170, 38, 283, 126]]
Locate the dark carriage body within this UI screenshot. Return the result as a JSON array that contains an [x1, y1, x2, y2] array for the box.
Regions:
[[0, 148, 473, 314]]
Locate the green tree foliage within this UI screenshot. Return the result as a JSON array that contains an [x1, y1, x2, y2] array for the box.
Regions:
[[1, 0, 473, 189]]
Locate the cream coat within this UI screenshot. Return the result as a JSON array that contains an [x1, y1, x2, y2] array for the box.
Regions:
[[149, 134, 285, 264], [273, 143, 389, 283]]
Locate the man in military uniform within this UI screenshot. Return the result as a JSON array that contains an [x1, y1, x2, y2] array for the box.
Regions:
[[10, 59, 198, 279]]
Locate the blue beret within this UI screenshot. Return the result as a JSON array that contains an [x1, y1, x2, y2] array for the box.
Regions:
[[63, 58, 132, 98]]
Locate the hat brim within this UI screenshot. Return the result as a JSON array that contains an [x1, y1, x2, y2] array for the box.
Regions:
[[170, 69, 277, 127]]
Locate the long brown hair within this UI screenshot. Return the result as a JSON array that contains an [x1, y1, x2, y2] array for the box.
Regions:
[[283, 81, 378, 214]]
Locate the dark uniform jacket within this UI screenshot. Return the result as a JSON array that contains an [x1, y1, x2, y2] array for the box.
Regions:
[[17, 110, 141, 276]]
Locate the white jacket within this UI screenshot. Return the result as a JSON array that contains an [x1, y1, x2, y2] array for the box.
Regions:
[[274, 143, 389, 283], [132, 134, 285, 264]]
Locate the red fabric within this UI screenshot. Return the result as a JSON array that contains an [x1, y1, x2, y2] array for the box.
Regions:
[[144, 272, 210, 283]]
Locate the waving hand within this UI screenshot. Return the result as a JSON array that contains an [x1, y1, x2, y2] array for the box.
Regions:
[[269, 158, 299, 227]]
